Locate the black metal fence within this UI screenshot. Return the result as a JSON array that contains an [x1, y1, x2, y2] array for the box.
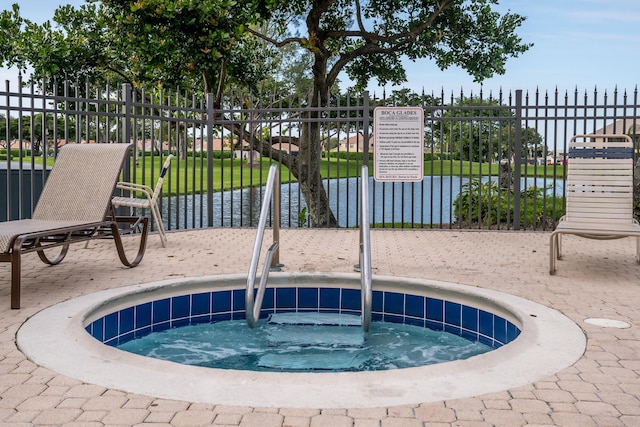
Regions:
[[2, 77, 639, 230]]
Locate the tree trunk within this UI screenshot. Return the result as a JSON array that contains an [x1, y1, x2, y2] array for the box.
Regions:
[[498, 160, 514, 192], [297, 121, 338, 227], [227, 120, 338, 227]]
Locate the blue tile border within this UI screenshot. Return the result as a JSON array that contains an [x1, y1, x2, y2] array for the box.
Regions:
[[85, 287, 521, 349]]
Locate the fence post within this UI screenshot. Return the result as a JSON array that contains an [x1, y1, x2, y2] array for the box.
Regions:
[[363, 91, 370, 167], [4, 80, 12, 221], [206, 93, 215, 227], [513, 90, 523, 230], [122, 83, 132, 183]]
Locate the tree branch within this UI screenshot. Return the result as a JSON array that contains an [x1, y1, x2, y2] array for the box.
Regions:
[[325, 0, 454, 86], [243, 25, 304, 48]]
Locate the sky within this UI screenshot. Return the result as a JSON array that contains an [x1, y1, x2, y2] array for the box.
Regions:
[[1, 0, 639, 97]]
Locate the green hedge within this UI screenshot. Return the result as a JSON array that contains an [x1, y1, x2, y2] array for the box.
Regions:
[[325, 151, 451, 161], [186, 150, 234, 159], [3, 149, 41, 157], [134, 150, 234, 159], [326, 151, 375, 161]]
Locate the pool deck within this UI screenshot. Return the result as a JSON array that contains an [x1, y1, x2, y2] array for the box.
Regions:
[[1, 228, 640, 426]]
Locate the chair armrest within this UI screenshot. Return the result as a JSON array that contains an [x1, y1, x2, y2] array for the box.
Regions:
[[116, 182, 154, 199]]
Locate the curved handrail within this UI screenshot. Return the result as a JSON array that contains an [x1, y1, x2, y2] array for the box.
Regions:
[[246, 164, 280, 328], [360, 165, 372, 332]]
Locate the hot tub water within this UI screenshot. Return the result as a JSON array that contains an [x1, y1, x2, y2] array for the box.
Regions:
[[117, 312, 491, 372]]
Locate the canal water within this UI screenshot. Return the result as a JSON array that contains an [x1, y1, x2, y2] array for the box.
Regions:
[[154, 176, 564, 229]]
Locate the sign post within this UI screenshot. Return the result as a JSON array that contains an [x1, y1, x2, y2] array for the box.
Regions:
[[373, 107, 424, 182]]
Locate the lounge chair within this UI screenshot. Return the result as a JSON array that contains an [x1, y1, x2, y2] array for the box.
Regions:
[[111, 154, 173, 247], [550, 134, 640, 274], [0, 143, 149, 308]]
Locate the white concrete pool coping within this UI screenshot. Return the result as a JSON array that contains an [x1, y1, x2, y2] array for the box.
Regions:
[[17, 272, 586, 409]]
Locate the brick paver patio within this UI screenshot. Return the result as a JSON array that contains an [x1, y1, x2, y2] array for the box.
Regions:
[[1, 228, 639, 426]]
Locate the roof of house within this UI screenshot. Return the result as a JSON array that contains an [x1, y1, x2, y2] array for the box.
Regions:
[[592, 118, 640, 136]]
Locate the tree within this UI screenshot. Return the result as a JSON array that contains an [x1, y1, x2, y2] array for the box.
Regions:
[[1, 1, 278, 98], [1, 0, 531, 227], [245, 0, 531, 226], [432, 95, 543, 163], [431, 95, 509, 162], [1, 1, 278, 162], [0, 5, 21, 64]]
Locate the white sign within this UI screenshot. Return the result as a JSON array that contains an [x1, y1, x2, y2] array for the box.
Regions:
[[373, 107, 424, 182]]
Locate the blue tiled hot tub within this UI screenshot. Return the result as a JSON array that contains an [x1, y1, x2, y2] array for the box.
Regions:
[[86, 281, 520, 350]]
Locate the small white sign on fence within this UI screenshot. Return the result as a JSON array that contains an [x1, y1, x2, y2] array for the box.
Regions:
[[373, 106, 424, 182]]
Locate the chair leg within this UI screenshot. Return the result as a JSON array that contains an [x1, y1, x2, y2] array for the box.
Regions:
[[557, 233, 563, 259], [150, 202, 167, 247], [11, 250, 22, 309], [112, 217, 149, 267], [549, 232, 557, 274]]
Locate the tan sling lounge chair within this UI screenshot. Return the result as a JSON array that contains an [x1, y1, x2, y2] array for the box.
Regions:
[[550, 134, 640, 274], [0, 143, 149, 308]]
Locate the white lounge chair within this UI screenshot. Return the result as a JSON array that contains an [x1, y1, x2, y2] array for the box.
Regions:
[[112, 154, 173, 247], [550, 134, 640, 274]]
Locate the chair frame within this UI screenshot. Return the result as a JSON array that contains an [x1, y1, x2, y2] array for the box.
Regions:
[[550, 134, 640, 274], [111, 154, 173, 247], [0, 144, 149, 309]]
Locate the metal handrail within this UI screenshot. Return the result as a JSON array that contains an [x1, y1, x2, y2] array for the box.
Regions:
[[360, 165, 372, 332], [246, 164, 280, 328]]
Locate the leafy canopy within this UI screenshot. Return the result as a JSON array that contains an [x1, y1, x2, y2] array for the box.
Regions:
[[2, 0, 530, 98], [1, 0, 283, 96], [258, 0, 531, 98]]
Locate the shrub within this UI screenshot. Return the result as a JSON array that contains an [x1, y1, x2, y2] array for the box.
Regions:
[[326, 151, 374, 161], [7, 148, 35, 157], [453, 179, 563, 229]]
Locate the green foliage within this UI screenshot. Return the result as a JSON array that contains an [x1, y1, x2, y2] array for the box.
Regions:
[[8, 148, 39, 157], [1, 148, 42, 158], [186, 150, 234, 159], [327, 151, 374, 161], [326, 151, 446, 162], [431, 96, 544, 163], [1, 1, 278, 94], [334, 1, 531, 92], [103, 0, 277, 93], [2, 0, 532, 100], [2, 114, 69, 149], [453, 179, 563, 229], [297, 206, 307, 227], [0, 5, 21, 63]]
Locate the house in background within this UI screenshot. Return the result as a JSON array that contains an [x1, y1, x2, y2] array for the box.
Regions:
[[136, 140, 170, 153], [191, 138, 230, 152], [590, 118, 640, 143], [272, 141, 299, 156], [8, 140, 33, 150], [333, 133, 374, 153]]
